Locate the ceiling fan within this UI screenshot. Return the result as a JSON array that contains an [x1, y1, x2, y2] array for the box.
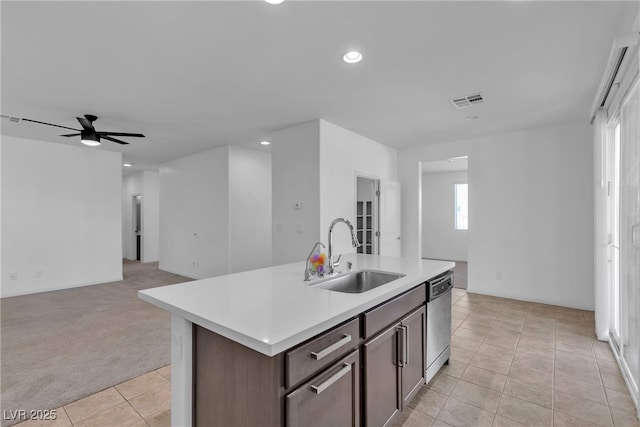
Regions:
[[5, 114, 145, 146]]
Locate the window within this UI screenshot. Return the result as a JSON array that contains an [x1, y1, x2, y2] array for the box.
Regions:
[[454, 183, 468, 230]]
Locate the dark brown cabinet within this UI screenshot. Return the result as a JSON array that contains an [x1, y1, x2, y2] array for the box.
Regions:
[[400, 307, 426, 406], [286, 350, 360, 427], [193, 283, 428, 427], [363, 323, 401, 427], [363, 306, 426, 427]]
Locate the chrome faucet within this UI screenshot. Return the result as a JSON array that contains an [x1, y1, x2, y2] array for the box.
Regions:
[[327, 218, 362, 275], [304, 241, 326, 281]]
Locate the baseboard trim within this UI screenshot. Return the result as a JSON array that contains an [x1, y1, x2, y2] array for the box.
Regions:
[[464, 287, 594, 311], [1, 275, 124, 298], [157, 267, 200, 280]]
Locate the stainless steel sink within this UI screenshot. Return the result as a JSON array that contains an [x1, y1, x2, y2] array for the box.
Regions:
[[311, 270, 405, 293]]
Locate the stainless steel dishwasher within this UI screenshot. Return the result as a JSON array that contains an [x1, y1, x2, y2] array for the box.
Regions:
[[425, 271, 453, 383]]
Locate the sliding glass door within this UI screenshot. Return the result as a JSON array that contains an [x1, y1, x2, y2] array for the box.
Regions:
[[607, 117, 621, 348], [619, 78, 639, 395], [609, 77, 640, 402]]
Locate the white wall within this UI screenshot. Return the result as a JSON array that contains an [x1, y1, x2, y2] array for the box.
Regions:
[[160, 146, 229, 279], [319, 120, 397, 256], [228, 146, 271, 273], [271, 120, 321, 265], [160, 145, 272, 278], [422, 171, 468, 261], [1, 136, 122, 297], [399, 121, 595, 310], [142, 171, 160, 262]]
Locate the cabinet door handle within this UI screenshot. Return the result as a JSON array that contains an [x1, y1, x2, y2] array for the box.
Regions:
[[403, 325, 409, 366], [310, 334, 351, 361], [396, 326, 406, 367], [310, 363, 351, 394]]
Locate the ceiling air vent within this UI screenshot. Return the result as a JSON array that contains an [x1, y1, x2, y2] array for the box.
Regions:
[[0, 114, 21, 123], [450, 93, 485, 109]]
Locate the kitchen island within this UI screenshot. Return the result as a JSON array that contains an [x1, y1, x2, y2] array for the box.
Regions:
[[139, 254, 454, 426]]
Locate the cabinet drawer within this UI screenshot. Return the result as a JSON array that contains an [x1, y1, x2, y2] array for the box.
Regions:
[[363, 285, 425, 338], [287, 349, 360, 427], [285, 317, 360, 389]]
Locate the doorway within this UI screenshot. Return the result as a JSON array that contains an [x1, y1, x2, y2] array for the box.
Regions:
[[355, 176, 402, 257], [356, 177, 378, 255], [420, 156, 469, 289], [133, 195, 142, 261]]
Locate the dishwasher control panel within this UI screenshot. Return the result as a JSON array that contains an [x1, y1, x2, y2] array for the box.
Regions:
[[427, 271, 453, 301]]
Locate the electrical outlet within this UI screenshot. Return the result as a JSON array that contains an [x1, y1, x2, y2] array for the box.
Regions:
[[296, 224, 303, 234], [496, 271, 503, 280], [9, 273, 17, 280], [36, 270, 43, 278]]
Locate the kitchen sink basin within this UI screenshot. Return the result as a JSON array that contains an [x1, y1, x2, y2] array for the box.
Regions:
[[311, 270, 406, 293]]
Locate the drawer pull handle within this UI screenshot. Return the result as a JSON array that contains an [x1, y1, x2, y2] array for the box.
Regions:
[[310, 334, 352, 360], [310, 363, 351, 394]]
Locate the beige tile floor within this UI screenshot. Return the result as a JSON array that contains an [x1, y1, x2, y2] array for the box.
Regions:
[[17, 288, 640, 427], [394, 288, 640, 427], [16, 366, 171, 427]]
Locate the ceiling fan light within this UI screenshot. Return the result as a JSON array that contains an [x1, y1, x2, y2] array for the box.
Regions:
[[80, 131, 100, 146]]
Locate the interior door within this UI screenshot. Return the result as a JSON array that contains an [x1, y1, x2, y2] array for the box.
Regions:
[[379, 180, 401, 257]]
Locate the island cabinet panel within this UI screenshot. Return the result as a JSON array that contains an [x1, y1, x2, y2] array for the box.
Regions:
[[192, 282, 429, 427], [362, 304, 426, 427], [286, 350, 360, 427], [363, 324, 401, 427], [285, 317, 360, 389], [362, 284, 425, 338], [194, 325, 284, 427], [400, 306, 426, 406]]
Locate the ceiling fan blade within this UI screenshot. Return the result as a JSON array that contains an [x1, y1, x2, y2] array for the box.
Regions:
[[76, 116, 95, 131], [97, 132, 145, 138], [21, 118, 80, 132], [101, 135, 130, 145], [60, 133, 81, 137]]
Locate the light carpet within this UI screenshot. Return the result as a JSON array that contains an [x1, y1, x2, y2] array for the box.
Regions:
[[0, 261, 189, 426]]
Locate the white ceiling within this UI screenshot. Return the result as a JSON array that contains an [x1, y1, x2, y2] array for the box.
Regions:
[[1, 1, 637, 174], [422, 157, 468, 174]]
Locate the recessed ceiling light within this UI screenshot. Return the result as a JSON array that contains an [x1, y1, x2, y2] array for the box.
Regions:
[[123, 163, 133, 167], [343, 51, 363, 64], [264, 0, 284, 4], [260, 140, 271, 146], [464, 115, 479, 121]]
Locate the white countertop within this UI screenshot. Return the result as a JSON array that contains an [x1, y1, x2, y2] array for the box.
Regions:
[[138, 254, 454, 356]]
